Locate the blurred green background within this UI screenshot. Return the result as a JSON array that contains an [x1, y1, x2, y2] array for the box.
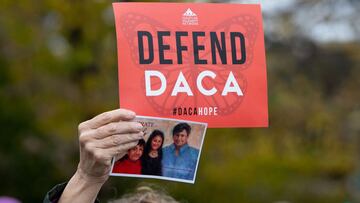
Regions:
[[1, 0, 359, 202]]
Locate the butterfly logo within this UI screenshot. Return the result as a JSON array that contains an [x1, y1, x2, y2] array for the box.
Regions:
[[119, 12, 259, 116]]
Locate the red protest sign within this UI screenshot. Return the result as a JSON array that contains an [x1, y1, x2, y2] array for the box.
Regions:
[[113, 3, 268, 128]]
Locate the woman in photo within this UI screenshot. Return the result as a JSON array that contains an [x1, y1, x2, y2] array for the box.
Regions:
[[141, 129, 164, 176], [112, 139, 145, 174]]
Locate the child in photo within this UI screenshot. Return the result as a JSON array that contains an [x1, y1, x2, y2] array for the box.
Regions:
[[112, 139, 145, 174]]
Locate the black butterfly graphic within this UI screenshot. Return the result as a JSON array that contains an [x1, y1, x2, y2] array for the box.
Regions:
[[119, 12, 259, 116]]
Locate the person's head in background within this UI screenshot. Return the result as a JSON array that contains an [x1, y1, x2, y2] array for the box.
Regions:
[[0, 197, 21, 203], [127, 139, 145, 162], [109, 185, 179, 203], [172, 123, 191, 149]]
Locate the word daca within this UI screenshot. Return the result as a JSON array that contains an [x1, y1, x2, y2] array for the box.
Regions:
[[145, 70, 243, 96], [138, 31, 246, 65]]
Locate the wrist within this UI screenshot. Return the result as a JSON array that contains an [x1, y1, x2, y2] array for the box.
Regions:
[[58, 170, 106, 203], [75, 167, 109, 185]]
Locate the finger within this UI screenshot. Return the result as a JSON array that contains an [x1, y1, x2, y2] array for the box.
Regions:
[[95, 132, 144, 149], [100, 141, 139, 160], [83, 121, 143, 139], [79, 109, 136, 131]]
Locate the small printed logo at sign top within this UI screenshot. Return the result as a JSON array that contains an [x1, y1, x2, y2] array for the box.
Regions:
[[182, 8, 198, 25], [183, 8, 197, 17]]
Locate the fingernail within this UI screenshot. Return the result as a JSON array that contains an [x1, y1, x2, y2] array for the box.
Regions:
[[139, 131, 144, 136], [129, 111, 136, 117], [135, 123, 143, 130]]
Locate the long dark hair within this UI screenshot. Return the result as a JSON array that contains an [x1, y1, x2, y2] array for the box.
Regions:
[[144, 129, 164, 159]]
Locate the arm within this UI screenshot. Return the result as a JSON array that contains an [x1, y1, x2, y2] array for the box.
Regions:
[[58, 109, 144, 203]]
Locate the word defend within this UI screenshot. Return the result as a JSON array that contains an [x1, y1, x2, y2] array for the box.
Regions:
[[138, 31, 246, 65]]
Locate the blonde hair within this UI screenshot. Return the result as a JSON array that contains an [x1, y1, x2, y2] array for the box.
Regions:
[[109, 185, 179, 203]]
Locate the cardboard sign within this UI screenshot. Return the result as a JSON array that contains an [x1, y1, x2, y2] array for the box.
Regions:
[[113, 3, 268, 128]]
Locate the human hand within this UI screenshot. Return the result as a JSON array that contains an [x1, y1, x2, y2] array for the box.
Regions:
[[76, 108, 144, 183], [58, 109, 144, 203]]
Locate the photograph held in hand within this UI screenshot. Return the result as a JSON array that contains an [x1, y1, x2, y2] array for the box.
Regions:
[[110, 116, 207, 184]]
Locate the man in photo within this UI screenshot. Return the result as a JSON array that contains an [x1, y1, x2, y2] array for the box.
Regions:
[[162, 123, 199, 180], [112, 139, 145, 174]]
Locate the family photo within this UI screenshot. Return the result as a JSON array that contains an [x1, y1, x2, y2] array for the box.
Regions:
[[110, 116, 207, 183]]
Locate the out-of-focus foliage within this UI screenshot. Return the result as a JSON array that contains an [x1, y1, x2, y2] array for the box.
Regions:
[[0, 0, 359, 202]]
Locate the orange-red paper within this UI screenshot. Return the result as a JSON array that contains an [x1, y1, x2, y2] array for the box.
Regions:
[[113, 3, 268, 128]]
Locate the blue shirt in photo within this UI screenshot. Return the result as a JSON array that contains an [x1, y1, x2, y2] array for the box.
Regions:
[[162, 143, 199, 180]]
